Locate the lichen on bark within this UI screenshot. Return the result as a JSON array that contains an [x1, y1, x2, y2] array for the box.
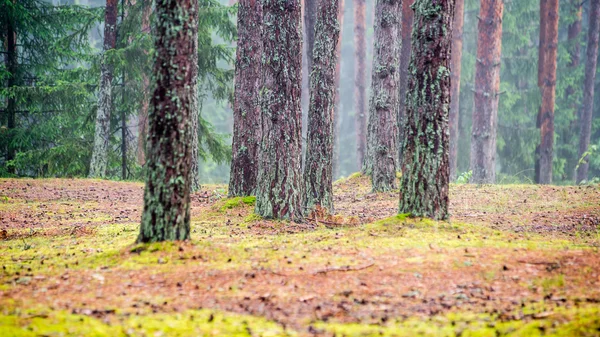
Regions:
[[399, 0, 454, 220], [137, 0, 198, 242], [303, 0, 341, 213], [254, 0, 303, 221]]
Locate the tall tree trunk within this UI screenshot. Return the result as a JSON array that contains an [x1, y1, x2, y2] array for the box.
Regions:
[[399, 0, 454, 220], [190, 68, 200, 192], [469, 0, 503, 184], [576, 0, 600, 183], [364, 0, 401, 191], [397, 0, 413, 166], [89, 0, 118, 178], [304, 0, 317, 72], [303, 0, 340, 213], [255, 0, 303, 221], [4, 5, 17, 170], [354, 0, 367, 170], [228, 0, 263, 197], [333, 0, 345, 179], [137, 0, 198, 243], [566, 0, 582, 181], [449, 0, 464, 181], [537, 0, 559, 185], [136, 0, 152, 166]]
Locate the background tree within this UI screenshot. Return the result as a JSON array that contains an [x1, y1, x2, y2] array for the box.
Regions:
[[354, 0, 367, 169], [228, 0, 262, 197], [363, 0, 401, 191], [469, 0, 503, 183], [89, 0, 118, 178], [536, 0, 559, 184], [399, 0, 454, 220], [397, 0, 413, 166], [137, 0, 198, 242], [303, 0, 340, 212], [449, 0, 464, 180], [333, 0, 345, 178], [255, 0, 303, 221], [576, 0, 600, 183], [304, 0, 317, 72]]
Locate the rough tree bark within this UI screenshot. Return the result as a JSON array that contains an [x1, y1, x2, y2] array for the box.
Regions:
[[228, 0, 263, 197], [576, 0, 600, 183], [449, 0, 464, 180], [255, 0, 303, 221], [304, 0, 317, 72], [333, 0, 345, 178], [469, 0, 503, 184], [536, 0, 559, 185], [397, 0, 413, 165], [137, 0, 198, 242], [354, 0, 367, 169], [89, 0, 118, 178], [136, 0, 152, 166], [399, 0, 454, 220], [303, 0, 340, 213], [363, 0, 401, 191]]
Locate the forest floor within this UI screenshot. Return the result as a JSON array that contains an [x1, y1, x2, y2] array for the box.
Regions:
[[0, 175, 599, 336]]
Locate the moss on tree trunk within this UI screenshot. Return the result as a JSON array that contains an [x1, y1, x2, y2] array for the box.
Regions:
[[229, 0, 263, 197], [255, 0, 303, 221], [137, 0, 198, 242], [303, 0, 340, 213], [364, 0, 402, 192], [399, 0, 454, 220]]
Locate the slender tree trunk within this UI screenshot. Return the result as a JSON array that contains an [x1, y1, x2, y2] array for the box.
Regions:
[[399, 0, 454, 220], [354, 0, 367, 170], [190, 64, 200, 192], [137, 0, 198, 243], [469, 0, 503, 184], [576, 0, 600, 183], [255, 0, 303, 221], [449, 0, 464, 181], [397, 0, 413, 166], [136, 0, 152, 166], [303, 0, 340, 213], [228, 0, 262, 197], [333, 0, 345, 179], [537, 0, 559, 184], [89, 0, 118, 178], [364, 0, 401, 191], [120, 0, 127, 180], [566, 0, 582, 181], [304, 0, 317, 72], [4, 7, 17, 169]]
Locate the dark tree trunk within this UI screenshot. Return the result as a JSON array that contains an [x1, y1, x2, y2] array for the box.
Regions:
[[536, 0, 559, 185], [364, 0, 401, 191], [399, 0, 454, 220], [333, 0, 345, 179], [304, 0, 317, 72], [4, 7, 17, 169], [136, 0, 152, 166], [303, 0, 340, 213], [354, 0, 367, 169], [228, 0, 262, 197], [576, 0, 600, 183], [469, 0, 503, 184], [89, 0, 118, 178], [397, 0, 413, 165], [137, 0, 198, 243], [255, 0, 303, 221], [449, 0, 464, 181]]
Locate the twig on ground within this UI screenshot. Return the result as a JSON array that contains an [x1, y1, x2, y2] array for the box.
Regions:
[[313, 262, 375, 275]]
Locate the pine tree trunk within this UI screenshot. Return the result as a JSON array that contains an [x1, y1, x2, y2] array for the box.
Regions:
[[566, 0, 582, 181], [449, 0, 464, 181], [537, 0, 559, 185], [333, 0, 345, 179], [469, 0, 503, 184], [89, 0, 118, 178], [304, 0, 317, 72], [137, 0, 198, 243], [136, 0, 152, 166], [190, 74, 200, 192], [354, 0, 367, 170], [228, 0, 263, 197], [255, 0, 303, 221], [397, 0, 413, 166], [576, 0, 600, 183], [364, 0, 401, 191], [4, 8, 17, 170], [303, 0, 340, 213], [399, 0, 454, 220]]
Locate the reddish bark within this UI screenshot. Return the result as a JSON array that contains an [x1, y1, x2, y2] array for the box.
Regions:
[[136, 0, 152, 166], [576, 0, 600, 183], [354, 0, 367, 169], [537, 0, 559, 185], [397, 0, 413, 165], [469, 0, 504, 183], [449, 0, 464, 180]]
